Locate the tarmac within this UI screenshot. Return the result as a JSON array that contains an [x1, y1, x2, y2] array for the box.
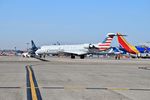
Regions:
[[0, 56, 150, 100]]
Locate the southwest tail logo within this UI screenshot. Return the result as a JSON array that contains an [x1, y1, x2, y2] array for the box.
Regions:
[[117, 33, 139, 54], [98, 33, 115, 51]]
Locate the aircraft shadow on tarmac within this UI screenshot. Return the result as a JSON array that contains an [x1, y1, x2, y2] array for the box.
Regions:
[[34, 57, 50, 62]]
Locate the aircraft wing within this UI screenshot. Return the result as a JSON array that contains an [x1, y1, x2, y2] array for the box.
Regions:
[[62, 50, 88, 55]]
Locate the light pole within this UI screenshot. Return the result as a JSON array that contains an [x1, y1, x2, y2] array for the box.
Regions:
[[14, 47, 17, 56], [26, 43, 29, 52]]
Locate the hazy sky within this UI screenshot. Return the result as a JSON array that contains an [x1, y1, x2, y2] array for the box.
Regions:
[[0, 0, 150, 49]]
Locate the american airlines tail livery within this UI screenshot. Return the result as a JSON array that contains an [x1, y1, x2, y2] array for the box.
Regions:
[[35, 33, 115, 59]]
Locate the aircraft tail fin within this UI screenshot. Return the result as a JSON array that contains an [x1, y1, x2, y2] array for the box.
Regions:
[[117, 33, 139, 54], [31, 40, 37, 49], [98, 33, 115, 51]]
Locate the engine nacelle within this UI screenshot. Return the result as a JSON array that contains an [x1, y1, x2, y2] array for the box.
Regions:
[[83, 44, 95, 49]]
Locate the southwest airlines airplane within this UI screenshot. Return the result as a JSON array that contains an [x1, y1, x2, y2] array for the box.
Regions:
[[35, 33, 115, 59], [117, 33, 150, 58]]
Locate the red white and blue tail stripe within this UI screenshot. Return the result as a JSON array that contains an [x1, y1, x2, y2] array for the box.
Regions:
[[98, 33, 115, 51]]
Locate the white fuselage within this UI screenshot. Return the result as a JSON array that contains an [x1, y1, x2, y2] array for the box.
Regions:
[[35, 33, 115, 57], [35, 44, 90, 56]]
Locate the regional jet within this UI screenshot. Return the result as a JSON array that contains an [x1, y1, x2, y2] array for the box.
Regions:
[[35, 33, 115, 59]]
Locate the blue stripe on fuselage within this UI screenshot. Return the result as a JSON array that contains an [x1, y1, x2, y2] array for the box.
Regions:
[[118, 45, 150, 54], [135, 46, 150, 53]]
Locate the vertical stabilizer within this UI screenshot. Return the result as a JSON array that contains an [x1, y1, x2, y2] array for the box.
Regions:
[[117, 33, 139, 54], [98, 33, 115, 51]]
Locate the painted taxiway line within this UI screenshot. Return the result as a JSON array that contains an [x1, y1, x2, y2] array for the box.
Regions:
[[42, 86, 150, 91], [26, 65, 42, 100]]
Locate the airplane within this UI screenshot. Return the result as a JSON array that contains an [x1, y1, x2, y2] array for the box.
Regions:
[[109, 47, 126, 55], [117, 33, 150, 58], [35, 33, 115, 59], [22, 40, 38, 57]]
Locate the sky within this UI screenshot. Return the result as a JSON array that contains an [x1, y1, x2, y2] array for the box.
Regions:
[[0, 0, 150, 50]]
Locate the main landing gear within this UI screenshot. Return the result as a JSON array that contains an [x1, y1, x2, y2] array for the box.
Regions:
[[71, 54, 85, 59], [80, 55, 85, 59], [71, 54, 75, 59]]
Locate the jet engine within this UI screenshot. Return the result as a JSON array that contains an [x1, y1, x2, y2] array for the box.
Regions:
[[83, 44, 95, 49]]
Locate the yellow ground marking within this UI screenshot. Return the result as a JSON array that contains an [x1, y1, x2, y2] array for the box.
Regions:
[[27, 66, 38, 100], [108, 88, 129, 91]]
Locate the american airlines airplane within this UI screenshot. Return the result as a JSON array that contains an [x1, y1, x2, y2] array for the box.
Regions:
[[35, 33, 115, 59]]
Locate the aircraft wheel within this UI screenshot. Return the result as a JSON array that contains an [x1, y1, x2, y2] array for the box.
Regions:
[[80, 55, 85, 59], [71, 55, 75, 59]]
